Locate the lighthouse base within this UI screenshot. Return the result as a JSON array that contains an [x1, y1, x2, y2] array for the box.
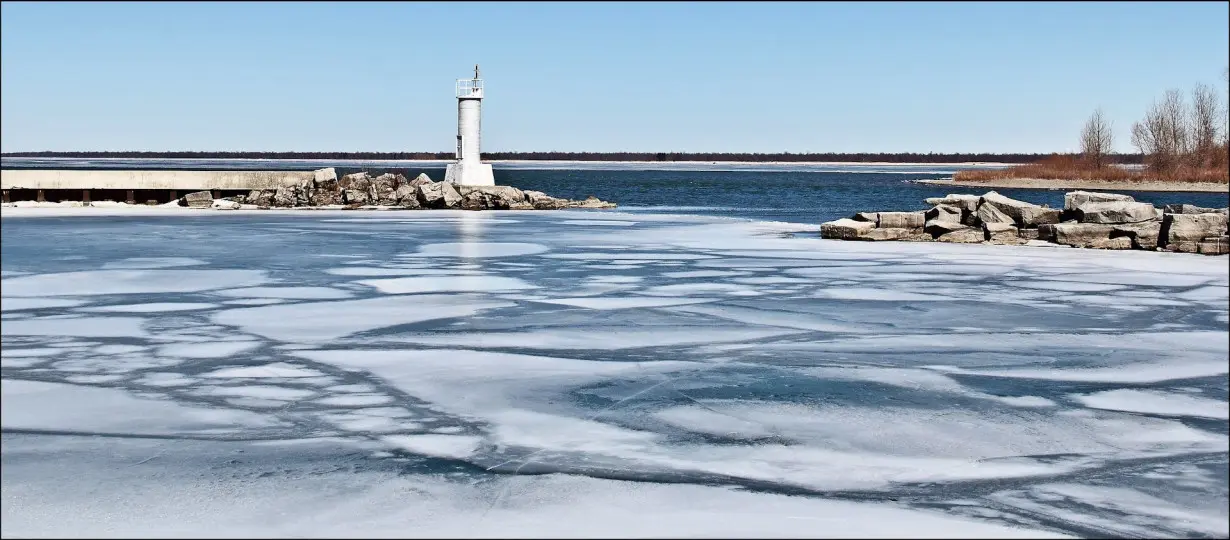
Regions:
[[444, 162, 495, 187]]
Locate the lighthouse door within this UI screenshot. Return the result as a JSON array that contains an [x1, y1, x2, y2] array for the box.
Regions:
[[456, 136, 463, 159]]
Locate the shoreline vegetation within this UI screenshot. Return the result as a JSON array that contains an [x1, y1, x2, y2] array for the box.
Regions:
[[954, 73, 1230, 189]]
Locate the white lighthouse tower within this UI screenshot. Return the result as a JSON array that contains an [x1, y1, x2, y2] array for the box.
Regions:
[[444, 65, 496, 186]]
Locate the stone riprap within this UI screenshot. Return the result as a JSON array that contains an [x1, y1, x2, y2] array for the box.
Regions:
[[178, 168, 615, 211], [822, 190, 1229, 255]]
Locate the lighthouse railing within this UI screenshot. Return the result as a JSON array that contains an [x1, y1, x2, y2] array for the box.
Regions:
[[456, 79, 484, 98]]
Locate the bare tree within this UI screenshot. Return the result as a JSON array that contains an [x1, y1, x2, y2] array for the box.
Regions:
[[1132, 89, 1189, 174], [1190, 83, 1220, 167], [1080, 108, 1114, 168]]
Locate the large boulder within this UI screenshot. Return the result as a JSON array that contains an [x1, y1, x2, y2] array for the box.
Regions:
[[246, 190, 275, 207], [370, 173, 400, 206], [861, 228, 930, 241], [1052, 223, 1132, 249], [392, 185, 421, 209], [294, 178, 314, 205], [1064, 191, 1134, 211], [877, 211, 925, 229], [979, 191, 1059, 227], [405, 173, 434, 188], [820, 218, 875, 240], [182, 190, 214, 208], [976, 203, 1014, 225], [568, 196, 616, 209], [924, 194, 980, 213], [936, 229, 984, 243], [313, 167, 337, 183], [459, 185, 527, 209], [524, 190, 568, 210], [1162, 212, 1229, 245], [854, 212, 879, 222], [272, 186, 299, 207], [983, 222, 1019, 243], [417, 181, 462, 209], [1073, 201, 1157, 224], [342, 189, 370, 205], [925, 204, 962, 223], [1197, 236, 1230, 255], [1110, 221, 1162, 250], [338, 172, 373, 192], [1163, 203, 1227, 215], [924, 211, 969, 236]]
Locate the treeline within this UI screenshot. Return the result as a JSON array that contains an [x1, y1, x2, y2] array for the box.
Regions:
[[0, 150, 1144, 164]]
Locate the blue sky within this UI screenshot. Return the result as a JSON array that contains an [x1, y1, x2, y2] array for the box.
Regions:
[[1, 1, 1227, 154]]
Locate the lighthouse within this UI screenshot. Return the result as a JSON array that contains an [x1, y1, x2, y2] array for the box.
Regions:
[[444, 65, 496, 186]]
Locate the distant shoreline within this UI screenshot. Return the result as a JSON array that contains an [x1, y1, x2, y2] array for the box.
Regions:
[[918, 178, 1230, 193], [0, 157, 1016, 168]]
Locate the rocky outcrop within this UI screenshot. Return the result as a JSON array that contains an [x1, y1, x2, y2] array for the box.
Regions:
[[820, 189, 1226, 255]]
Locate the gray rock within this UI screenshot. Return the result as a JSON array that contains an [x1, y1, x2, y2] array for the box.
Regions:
[[524, 190, 569, 210], [406, 173, 433, 188], [392, 185, 421, 208], [1018, 228, 1040, 241], [976, 203, 1014, 225], [925, 204, 962, 222], [183, 190, 214, 208], [370, 173, 400, 205], [417, 181, 462, 209], [342, 189, 369, 205], [1111, 221, 1162, 250], [246, 190, 274, 207], [820, 218, 876, 240], [1018, 206, 1062, 227], [1064, 191, 1134, 211], [339, 172, 373, 192], [1163, 203, 1227, 215], [313, 167, 337, 183], [983, 222, 1018, 243], [1074, 201, 1158, 224], [1162, 212, 1229, 245], [1037, 224, 1057, 242], [854, 212, 879, 222], [924, 218, 969, 236], [877, 211, 925, 229], [1053, 223, 1124, 248], [980, 191, 1050, 226], [858, 227, 923, 241], [936, 229, 984, 243], [460, 185, 527, 208], [273, 186, 298, 207], [924, 194, 980, 213], [1197, 236, 1230, 255], [568, 196, 616, 209]]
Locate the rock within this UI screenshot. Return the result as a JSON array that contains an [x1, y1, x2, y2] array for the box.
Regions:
[[294, 178, 314, 205], [820, 218, 876, 240], [854, 212, 879, 222], [460, 185, 527, 208], [1164, 203, 1228, 215], [524, 190, 568, 210], [936, 229, 984, 243], [924, 218, 969, 236], [246, 190, 274, 207], [339, 172, 373, 192], [342, 189, 370, 205], [459, 190, 509, 210], [406, 173, 433, 188], [980, 191, 1053, 227], [1197, 236, 1230, 255], [877, 211, 925, 229], [858, 227, 921, 241], [211, 199, 241, 210], [392, 185, 421, 209], [925, 204, 962, 222], [183, 190, 214, 208], [273, 186, 299, 207], [1064, 191, 1134, 211], [1073, 201, 1158, 224], [976, 203, 1014, 225], [569, 196, 616, 209], [314, 167, 337, 183], [1052, 223, 1130, 249], [509, 202, 535, 210], [1018, 206, 1062, 227], [417, 181, 462, 209], [1018, 228, 1040, 241], [1162, 213, 1229, 245], [983, 222, 1019, 243], [924, 194, 980, 213], [1110, 221, 1162, 250], [1166, 241, 1200, 254], [370, 173, 400, 205]]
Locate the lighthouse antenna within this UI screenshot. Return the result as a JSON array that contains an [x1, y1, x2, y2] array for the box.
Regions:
[[474, 64, 480, 80]]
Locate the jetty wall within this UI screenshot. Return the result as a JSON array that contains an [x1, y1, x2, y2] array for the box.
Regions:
[[0, 169, 316, 204]]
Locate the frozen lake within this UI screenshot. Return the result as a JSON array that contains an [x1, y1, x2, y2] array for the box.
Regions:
[[2, 209, 1228, 538]]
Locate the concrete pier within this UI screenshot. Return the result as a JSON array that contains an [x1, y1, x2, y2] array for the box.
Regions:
[[0, 169, 317, 204]]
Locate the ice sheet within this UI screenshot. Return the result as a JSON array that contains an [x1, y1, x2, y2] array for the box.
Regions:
[[0, 269, 267, 297], [1072, 389, 1230, 419], [212, 287, 353, 299], [358, 275, 536, 294]]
